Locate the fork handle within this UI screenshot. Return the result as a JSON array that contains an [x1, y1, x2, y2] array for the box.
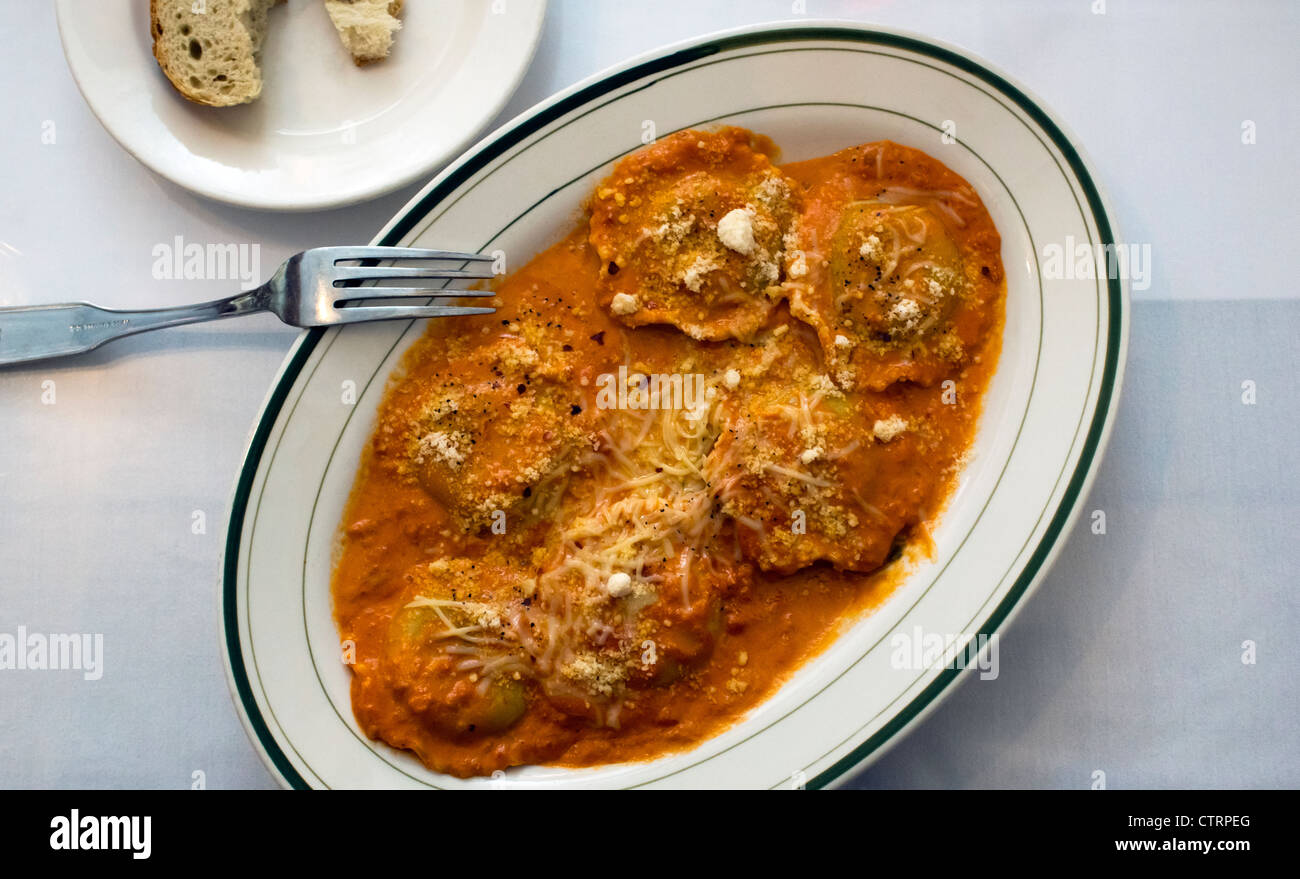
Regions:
[[0, 291, 265, 366]]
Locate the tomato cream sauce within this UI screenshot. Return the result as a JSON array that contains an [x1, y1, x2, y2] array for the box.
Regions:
[[332, 128, 1005, 777]]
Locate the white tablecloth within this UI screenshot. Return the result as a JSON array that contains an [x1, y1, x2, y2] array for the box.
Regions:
[[2, 0, 1295, 789]]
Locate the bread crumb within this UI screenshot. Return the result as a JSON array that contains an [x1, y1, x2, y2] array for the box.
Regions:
[[723, 368, 741, 389], [834, 334, 852, 348]]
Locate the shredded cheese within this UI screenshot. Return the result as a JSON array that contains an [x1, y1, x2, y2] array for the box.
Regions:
[[519, 373, 728, 711]]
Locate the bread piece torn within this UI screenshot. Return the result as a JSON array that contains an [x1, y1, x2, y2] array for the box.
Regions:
[[323, 0, 404, 65], [150, 0, 284, 107]]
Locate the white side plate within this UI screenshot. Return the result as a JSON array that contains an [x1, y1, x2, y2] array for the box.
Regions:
[[222, 21, 1129, 788], [56, 0, 547, 211]]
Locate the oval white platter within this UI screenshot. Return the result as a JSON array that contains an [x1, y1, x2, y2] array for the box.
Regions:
[[222, 21, 1129, 788], [56, 0, 548, 211]]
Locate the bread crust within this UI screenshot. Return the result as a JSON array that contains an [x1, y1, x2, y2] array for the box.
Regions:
[[151, 0, 283, 107], [150, 0, 225, 106]]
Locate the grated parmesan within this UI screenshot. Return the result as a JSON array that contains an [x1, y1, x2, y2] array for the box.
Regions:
[[681, 254, 719, 292], [415, 431, 466, 468]]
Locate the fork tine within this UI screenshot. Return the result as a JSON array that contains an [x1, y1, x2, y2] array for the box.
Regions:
[[329, 304, 496, 324], [333, 265, 498, 282], [319, 246, 494, 263], [332, 287, 496, 301]]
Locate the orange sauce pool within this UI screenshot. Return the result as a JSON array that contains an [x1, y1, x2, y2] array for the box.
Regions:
[[331, 129, 1005, 778]]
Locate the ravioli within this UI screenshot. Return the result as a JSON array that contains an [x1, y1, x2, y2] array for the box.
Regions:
[[380, 332, 596, 532], [333, 128, 1006, 778], [704, 323, 920, 574], [382, 558, 531, 738], [588, 127, 799, 341], [783, 140, 1004, 391]]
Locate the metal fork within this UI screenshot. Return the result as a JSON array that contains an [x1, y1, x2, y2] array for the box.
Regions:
[[0, 246, 497, 366]]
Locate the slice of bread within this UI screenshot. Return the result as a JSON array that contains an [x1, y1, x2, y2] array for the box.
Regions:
[[150, 0, 284, 107], [323, 0, 404, 66]]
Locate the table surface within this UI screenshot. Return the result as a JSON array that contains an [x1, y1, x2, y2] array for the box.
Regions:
[[2, 0, 1296, 789]]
